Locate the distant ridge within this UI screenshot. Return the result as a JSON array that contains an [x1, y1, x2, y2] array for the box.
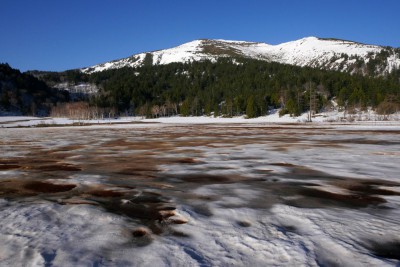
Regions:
[[81, 37, 400, 77]]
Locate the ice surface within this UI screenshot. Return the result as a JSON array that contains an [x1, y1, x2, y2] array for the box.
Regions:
[[0, 124, 399, 266]]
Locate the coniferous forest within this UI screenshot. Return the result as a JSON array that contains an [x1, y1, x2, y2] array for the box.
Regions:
[[86, 58, 400, 118], [1, 58, 400, 118], [0, 63, 69, 115]]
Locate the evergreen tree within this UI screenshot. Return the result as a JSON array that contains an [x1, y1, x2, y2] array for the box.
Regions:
[[180, 99, 190, 116], [213, 102, 219, 117], [246, 95, 256, 118], [1, 91, 10, 110], [286, 98, 297, 117]]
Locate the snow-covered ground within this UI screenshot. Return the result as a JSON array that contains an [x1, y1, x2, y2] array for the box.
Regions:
[[0, 124, 399, 266], [1, 109, 400, 128], [0, 116, 142, 128]]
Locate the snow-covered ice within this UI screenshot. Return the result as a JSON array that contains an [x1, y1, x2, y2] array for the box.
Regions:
[[0, 124, 399, 266]]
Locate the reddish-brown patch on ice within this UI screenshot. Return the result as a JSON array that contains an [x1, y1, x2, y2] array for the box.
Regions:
[[169, 217, 189, 224], [0, 164, 21, 170], [29, 164, 82, 172], [332, 179, 400, 196], [168, 157, 198, 164], [24, 181, 76, 193], [297, 187, 386, 208], [88, 189, 124, 198], [132, 227, 150, 237], [178, 174, 233, 183]]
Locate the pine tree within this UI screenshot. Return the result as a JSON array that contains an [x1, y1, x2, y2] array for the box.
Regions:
[[213, 102, 219, 117], [246, 95, 256, 118], [180, 99, 190, 117], [286, 98, 297, 117]]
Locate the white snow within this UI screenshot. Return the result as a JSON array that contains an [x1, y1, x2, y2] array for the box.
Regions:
[[2, 108, 400, 128], [54, 82, 99, 94], [82, 40, 214, 73], [0, 116, 43, 123], [387, 54, 400, 73], [271, 37, 380, 67], [81, 37, 400, 75], [0, 116, 142, 128]]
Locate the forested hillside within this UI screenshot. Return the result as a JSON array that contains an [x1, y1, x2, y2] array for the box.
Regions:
[[5, 57, 400, 118], [0, 64, 69, 115], [83, 58, 400, 118]]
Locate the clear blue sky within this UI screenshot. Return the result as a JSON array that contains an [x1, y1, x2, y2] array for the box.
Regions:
[[1, 0, 399, 72]]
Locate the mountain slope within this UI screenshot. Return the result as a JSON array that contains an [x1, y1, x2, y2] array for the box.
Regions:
[[0, 64, 69, 115], [81, 37, 400, 76]]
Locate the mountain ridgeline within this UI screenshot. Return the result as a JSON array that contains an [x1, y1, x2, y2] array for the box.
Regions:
[[2, 37, 400, 118], [82, 37, 400, 77]]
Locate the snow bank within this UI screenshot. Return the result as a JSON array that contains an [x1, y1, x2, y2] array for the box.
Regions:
[[2, 109, 400, 128]]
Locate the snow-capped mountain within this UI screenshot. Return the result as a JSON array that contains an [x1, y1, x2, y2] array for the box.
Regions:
[[81, 37, 400, 76]]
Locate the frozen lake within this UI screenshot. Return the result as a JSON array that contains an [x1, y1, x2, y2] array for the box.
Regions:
[[0, 124, 399, 266]]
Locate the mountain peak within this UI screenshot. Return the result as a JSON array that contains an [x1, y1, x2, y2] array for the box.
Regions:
[[81, 37, 400, 76]]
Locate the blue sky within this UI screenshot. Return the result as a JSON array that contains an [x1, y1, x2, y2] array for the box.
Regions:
[[1, 0, 399, 72]]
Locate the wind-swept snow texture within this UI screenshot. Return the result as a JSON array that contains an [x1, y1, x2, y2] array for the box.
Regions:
[[0, 124, 399, 266], [81, 37, 400, 75]]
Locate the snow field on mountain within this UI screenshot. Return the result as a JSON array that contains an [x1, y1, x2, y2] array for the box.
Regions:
[[81, 37, 400, 74]]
